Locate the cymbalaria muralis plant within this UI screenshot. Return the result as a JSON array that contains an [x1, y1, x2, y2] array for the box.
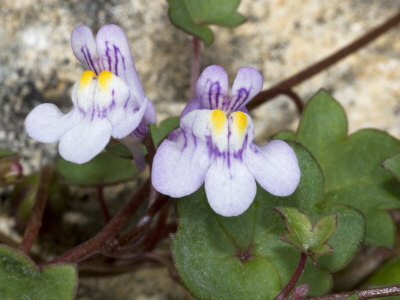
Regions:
[[2, 1, 400, 300]]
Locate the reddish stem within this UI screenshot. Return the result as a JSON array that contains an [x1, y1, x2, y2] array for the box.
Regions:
[[282, 90, 304, 114], [248, 11, 400, 111], [190, 37, 201, 99], [143, 132, 157, 169], [144, 200, 170, 251], [96, 186, 111, 222], [275, 253, 307, 300], [309, 285, 400, 300], [18, 165, 53, 254], [41, 179, 150, 266], [104, 194, 169, 254]]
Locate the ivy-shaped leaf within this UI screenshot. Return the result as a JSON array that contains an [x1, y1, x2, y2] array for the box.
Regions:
[[172, 142, 364, 299], [274, 90, 400, 247], [276, 207, 337, 262], [167, 0, 245, 45], [56, 152, 138, 186], [383, 153, 400, 183], [0, 245, 77, 299]]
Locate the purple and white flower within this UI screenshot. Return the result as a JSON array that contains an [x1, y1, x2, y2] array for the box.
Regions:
[[152, 65, 300, 217], [25, 24, 155, 167]]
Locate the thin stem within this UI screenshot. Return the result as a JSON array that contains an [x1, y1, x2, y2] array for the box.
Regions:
[[248, 11, 400, 110], [106, 194, 168, 251], [190, 37, 201, 99], [282, 89, 304, 114], [143, 132, 157, 170], [96, 186, 111, 222], [18, 165, 53, 254], [41, 179, 150, 267], [144, 199, 170, 251], [309, 285, 400, 300], [275, 253, 307, 300]]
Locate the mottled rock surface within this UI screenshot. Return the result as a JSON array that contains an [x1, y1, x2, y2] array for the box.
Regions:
[[1, 0, 400, 299]]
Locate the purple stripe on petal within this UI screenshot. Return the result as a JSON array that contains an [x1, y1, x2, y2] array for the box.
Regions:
[[230, 87, 250, 112], [96, 25, 145, 100], [152, 129, 211, 198], [230, 67, 263, 110], [196, 65, 228, 110]]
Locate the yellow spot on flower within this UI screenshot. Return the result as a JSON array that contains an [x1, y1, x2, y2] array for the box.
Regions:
[[232, 111, 247, 135], [79, 70, 96, 90], [98, 70, 113, 93], [211, 109, 226, 135]]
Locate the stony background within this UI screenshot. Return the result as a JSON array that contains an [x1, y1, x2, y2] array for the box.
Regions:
[[1, 0, 400, 299]]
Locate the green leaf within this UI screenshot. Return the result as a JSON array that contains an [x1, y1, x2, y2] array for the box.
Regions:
[[106, 143, 133, 159], [276, 207, 337, 261], [56, 152, 138, 186], [150, 116, 180, 146], [0, 245, 77, 299], [172, 142, 363, 299], [167, 0, 245, 45], [383, 152, 400, 182], [274, 90, 400, 247]]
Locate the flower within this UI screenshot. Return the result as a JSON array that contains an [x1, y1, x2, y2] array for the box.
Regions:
[[25, 24, 155, 166], [152, 65, 300, 217]]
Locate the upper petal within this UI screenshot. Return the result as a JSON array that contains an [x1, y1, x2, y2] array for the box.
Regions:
[[228, 67, 263, 112], [59, 117, 112, 164], [244, 140, 300, 196], [152, 129, 211, 198], [95, 24, 145, 102], [25, 103, 81, 143], [181, 98, 201, 118], [71, 25, 101, 74], [196, 65, 229, 110], [205, 157, 256, 217]]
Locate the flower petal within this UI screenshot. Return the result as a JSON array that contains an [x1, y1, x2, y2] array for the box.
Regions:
[[59, 117, 112, 164], [121, 135, 146, 170], [143, 97, 157, 124], [196, 65, 228, 110], [109, 96, 148, 139], [181, 98, 201, 118], [228, 66, 263, 112], [71, 25, 101, 74], [25, 103, 80, 143], [205, 157, 256, 217], [152, 129, 210, 198], [95, 24, 145, 102], [244, 140, 300, 196]]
